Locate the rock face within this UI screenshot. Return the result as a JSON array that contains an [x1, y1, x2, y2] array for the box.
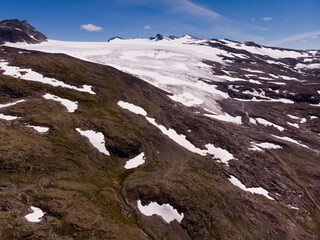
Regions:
[[0, 19, 47, 44]]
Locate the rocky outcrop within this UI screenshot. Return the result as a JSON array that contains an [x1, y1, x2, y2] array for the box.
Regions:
[[0, 19, 47, 44]]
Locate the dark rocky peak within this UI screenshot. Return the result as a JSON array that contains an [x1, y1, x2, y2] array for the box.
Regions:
[[0, 19, 47, 45], [107, 36, 123, 42], [244, 41, 262, 48], [154, 33, 165, 41], [169, 35, 178, 40]]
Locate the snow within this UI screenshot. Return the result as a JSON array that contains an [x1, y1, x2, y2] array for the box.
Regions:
[[220, 39, 308, 58], [204, 113, 242, 125], [169, 92, 203, 107], [271, 135, 309, 148], [270, 82, 286, 85], [0, 114, 18, 120], [4, 38, 236, 114], [76, 128, 110, 156], [295, 63, 320, 70], [287, 114, 300, 120], [300, 118, 306, 123], [289, 205, 299, 210], [243, 68, 264, 74], [310, 116, 318, 120], [232, 96, 294, 104], [255, 118, 284, 131], [248, 79, 262, 84], [0, 99, 25, 120], [249, 142, 282, 151], [124, 152, 145, 169], [117, 101, 147, 116], [287, 115, 306, 124], [287, 122, 299, 128], [0, 99, 25, 109], [0, 62, 95, 94], [137, 200, 184, 223], [280, 75, 299, 81], [43, 93, 78, 113], [205, 144, 235, 165], [229, 176, 274, 200], [27, 125, 49, 133], [25, 206, 45, 222], [118, 101, 234, 163]]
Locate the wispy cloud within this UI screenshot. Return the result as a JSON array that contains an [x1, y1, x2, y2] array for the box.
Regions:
[[267, 30, 320, 46], [167, 0, 221, 19], [80, 24, 103, 32], [262, 17, 272, 21], [144, 25, 151, 30], [311, 35, 318, 39]]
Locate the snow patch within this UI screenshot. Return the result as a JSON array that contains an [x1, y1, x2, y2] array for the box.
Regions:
[[124, 152, 146, 169], [43, 93, 78, 113], [255, 118, 284, 131], [0, 114, 18, 120], [0, 99, 25, 109], [0, 62, 95, 94], [169, 92, 203, 107], [117, 101, 147, 116], [229, 176, 274, 200], [204, 113, 242, 125], [271, 135, 309, 148], [137, 200, 184, 223], [27, 125, 49, 133], [25, 206, 45, 222], [76, 128, 110, 155], [249, 142, 282, 151]]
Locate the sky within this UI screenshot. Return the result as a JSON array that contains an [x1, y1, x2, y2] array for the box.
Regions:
[[0, 0, 319, 49]]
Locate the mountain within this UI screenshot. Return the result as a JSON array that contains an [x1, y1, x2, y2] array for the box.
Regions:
[[0, 29, 320, 239], [0, 19, 47, 45]]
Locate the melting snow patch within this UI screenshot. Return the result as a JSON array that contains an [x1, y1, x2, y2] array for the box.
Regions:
[[25, 206, 45, 222], [0, 62, 95, 94], [0, 99, 25, 109], [255, 118, 284, 131], [43, 93, 78, 113], [117, 101, 147, 116], [137, 200, 184, 223], [76, 128, 110, 155], [124, 152, 146, 169], [310, 116, 318, 120], [204, 113, 242, 125], [249, 142, 282, 151], [229, 176, 274, 200], [27, 125, 49, 133], [118, 101, 234, 163], [287, 122, 299, 128], [271, 135, 309, 148], [169, 92, 203, 107], [0, 114, 18, 120]]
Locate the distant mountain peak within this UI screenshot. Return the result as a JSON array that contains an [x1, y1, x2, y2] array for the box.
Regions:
[[0, 19, 47, 45]]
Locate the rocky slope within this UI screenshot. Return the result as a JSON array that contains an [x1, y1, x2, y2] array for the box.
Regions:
[[0, 31, 319, 239], [0, 19, 47, 45]]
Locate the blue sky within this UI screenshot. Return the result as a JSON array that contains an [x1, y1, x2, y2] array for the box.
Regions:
[[1, 0, 319, 49]]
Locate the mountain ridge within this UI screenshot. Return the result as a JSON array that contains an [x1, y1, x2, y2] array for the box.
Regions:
[[0, 19, 47, 45], [0, 20, 320, 239]]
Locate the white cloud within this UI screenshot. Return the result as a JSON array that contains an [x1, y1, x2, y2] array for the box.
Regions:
[[311, 35, 318, 39], [80, 24, 103, 32], [144, 25, 151, 30], [267, 30, 320, 46], [262, 17, 272, 21]]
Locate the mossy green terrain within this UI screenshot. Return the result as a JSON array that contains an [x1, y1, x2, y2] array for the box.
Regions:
[[0, 46, 319, 239]]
